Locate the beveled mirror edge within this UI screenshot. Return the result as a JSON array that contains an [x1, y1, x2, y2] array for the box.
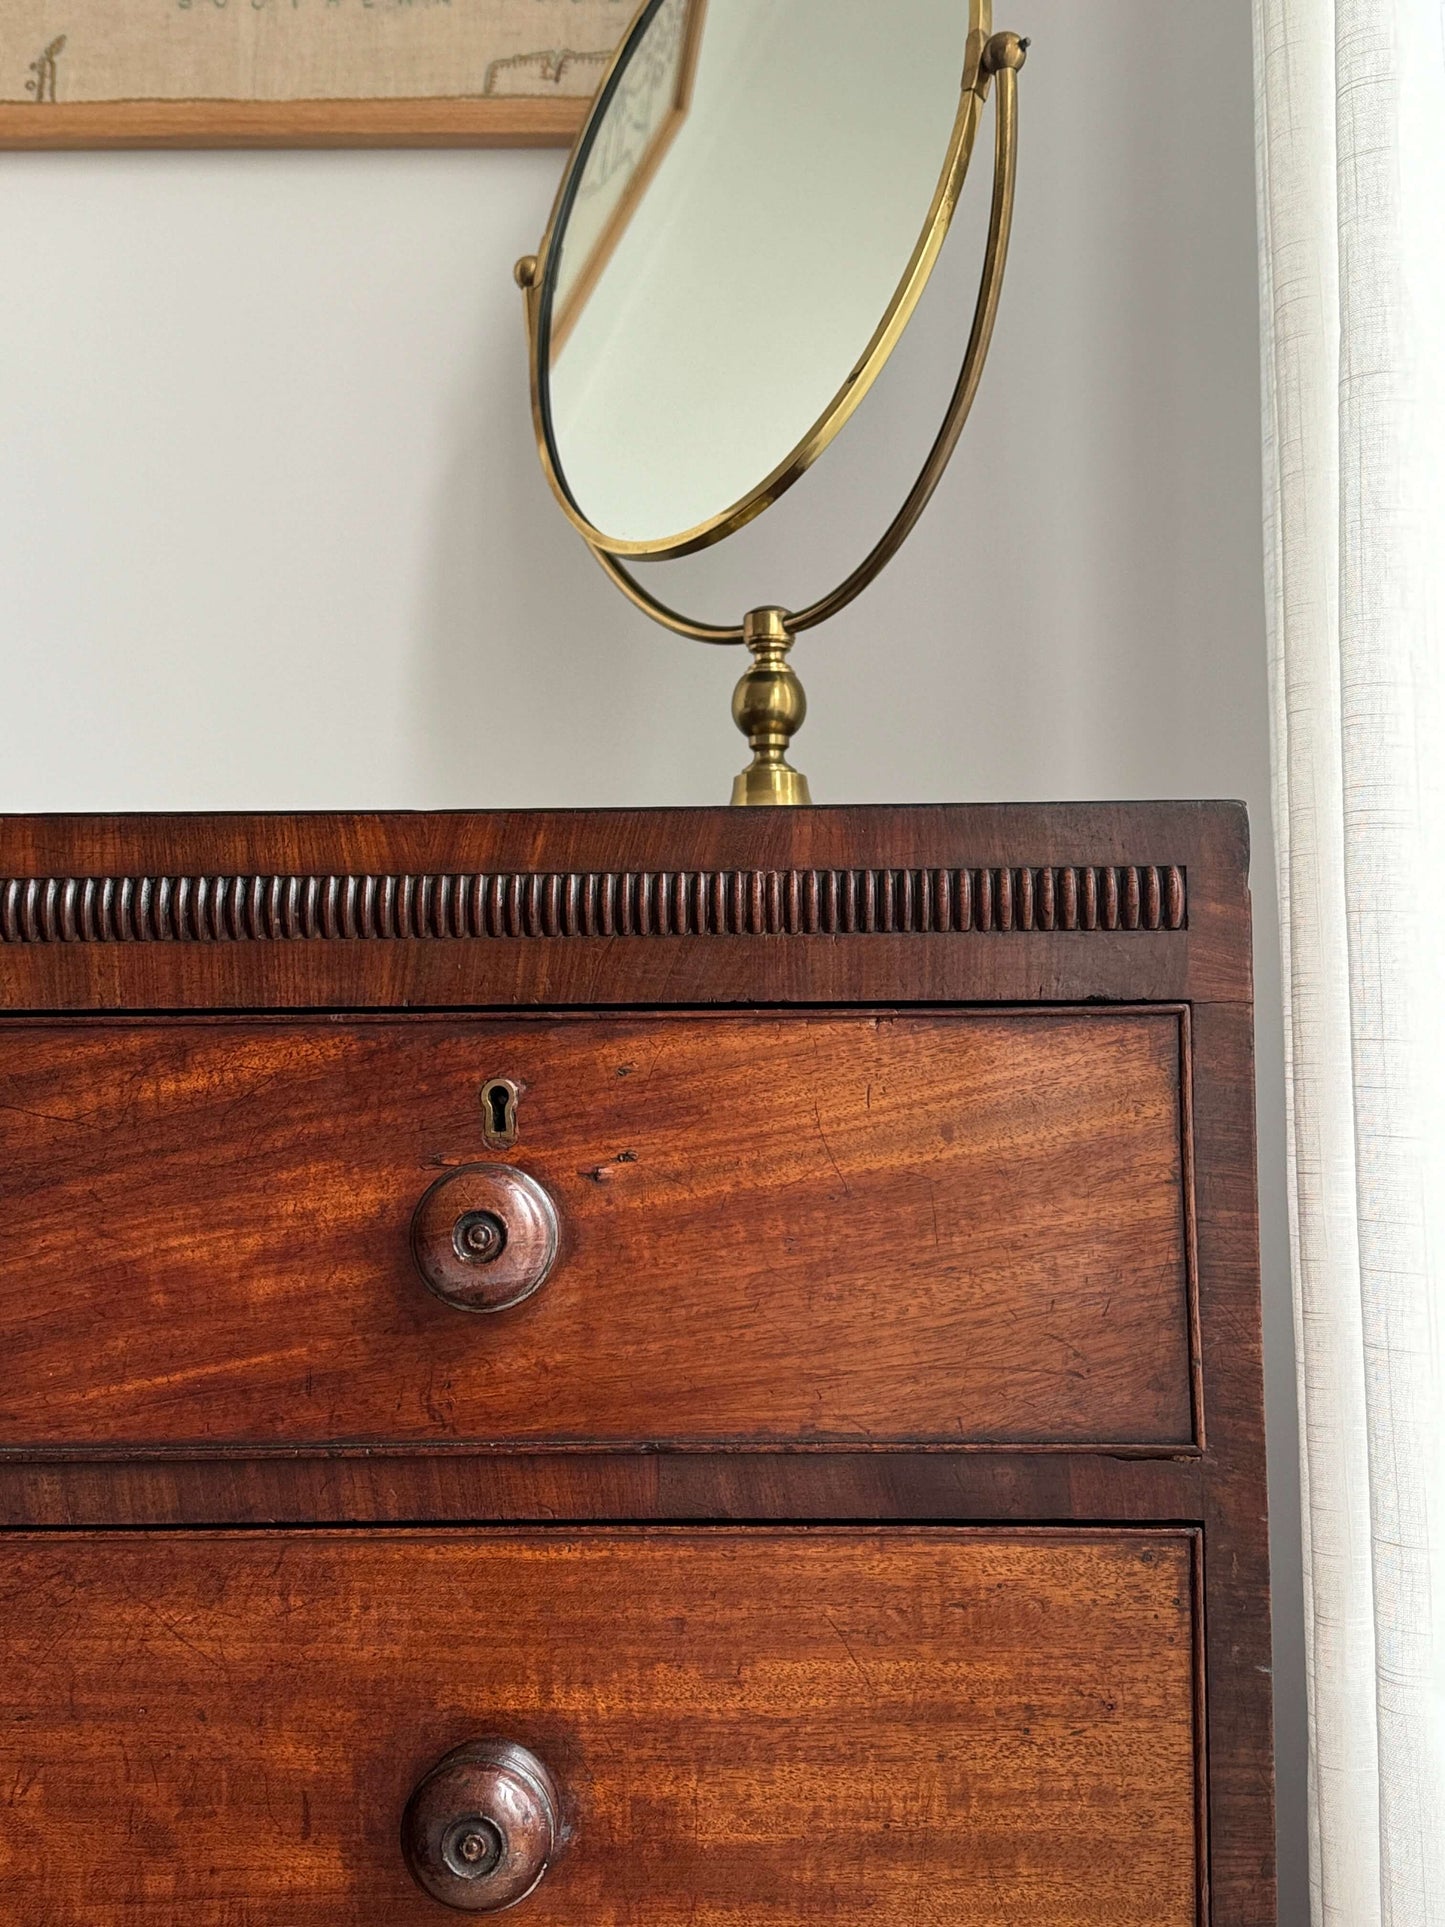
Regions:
[[518, 0, 994, 564]]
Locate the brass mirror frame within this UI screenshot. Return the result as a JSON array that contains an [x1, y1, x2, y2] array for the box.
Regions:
[[516, 1, 1027, 804], [523, 0, 992, 563]]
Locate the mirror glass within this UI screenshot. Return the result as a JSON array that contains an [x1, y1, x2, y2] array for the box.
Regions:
[[538, 0, 980, 556]]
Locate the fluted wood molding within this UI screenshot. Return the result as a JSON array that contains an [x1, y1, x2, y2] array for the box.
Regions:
[[0, 865, 1186, 944]]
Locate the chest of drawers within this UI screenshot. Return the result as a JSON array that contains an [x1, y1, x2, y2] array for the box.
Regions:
[[0, 803, 1274, 1924]]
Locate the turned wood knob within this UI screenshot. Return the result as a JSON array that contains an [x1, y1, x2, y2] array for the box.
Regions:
[[402, 1739, 561, 1912], [411, 1165, 559, 1314]]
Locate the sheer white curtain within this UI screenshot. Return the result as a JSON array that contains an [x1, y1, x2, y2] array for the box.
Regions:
[[1255, 0, 1445, 1921]]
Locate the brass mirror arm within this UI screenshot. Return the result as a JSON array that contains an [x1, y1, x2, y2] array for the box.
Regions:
[[791, 30, 1026, 636], [591, 549, 746, 647]]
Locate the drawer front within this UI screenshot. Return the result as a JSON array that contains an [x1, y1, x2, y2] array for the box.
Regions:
[[0, 1010, 1195, 1449], [0, 1529, 1201, 1924]]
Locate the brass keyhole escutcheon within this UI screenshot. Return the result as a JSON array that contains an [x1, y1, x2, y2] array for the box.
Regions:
[[482, 1078, 520, 1149]]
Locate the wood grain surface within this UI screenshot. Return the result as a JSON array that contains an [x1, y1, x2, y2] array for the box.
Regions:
[[0, 1009, 1195, 1451], [0, 1529, 1201, 1926], [0, 96, 587, 149], [0, 804, 1254, 1012], [0, 803, 1275, 1927]]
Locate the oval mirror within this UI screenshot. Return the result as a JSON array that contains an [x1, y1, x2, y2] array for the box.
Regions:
[[533, 0, 992, 560], [519, 0, 1026, 805]]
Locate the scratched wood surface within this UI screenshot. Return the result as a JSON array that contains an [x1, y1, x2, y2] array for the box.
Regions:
[[0, 1009, 1194, 1449], [0, 1529, 1201, 1925]]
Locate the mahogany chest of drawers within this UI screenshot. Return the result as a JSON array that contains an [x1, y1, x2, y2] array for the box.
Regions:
[[0, 803, 1274, 1924]]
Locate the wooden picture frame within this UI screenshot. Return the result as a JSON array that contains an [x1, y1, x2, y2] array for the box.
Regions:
[[0, 0, 638, 149]]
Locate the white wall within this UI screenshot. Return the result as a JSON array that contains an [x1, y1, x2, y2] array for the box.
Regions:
[[0, 2, 1304, 1914]]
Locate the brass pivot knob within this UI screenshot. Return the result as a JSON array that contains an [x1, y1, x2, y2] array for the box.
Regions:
[[983, 29, 1030, 73], [411, 1164, 559, 1313], [402, 1739, 561, 1913]]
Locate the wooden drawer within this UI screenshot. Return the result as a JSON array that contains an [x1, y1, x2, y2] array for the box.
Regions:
[[0, 1528, 1201, 1924], [0, 805, 1274, 1927], [0, 1008, 1196, 1451]]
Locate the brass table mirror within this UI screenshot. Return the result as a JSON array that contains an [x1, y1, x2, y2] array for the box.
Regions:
[[517, 0, 1027, 805]]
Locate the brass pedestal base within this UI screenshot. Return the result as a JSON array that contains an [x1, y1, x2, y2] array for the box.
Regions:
[[730, 609, 812, 808]]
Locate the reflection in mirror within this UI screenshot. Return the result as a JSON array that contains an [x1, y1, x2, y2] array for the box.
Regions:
[[540, 0, 980, 554]]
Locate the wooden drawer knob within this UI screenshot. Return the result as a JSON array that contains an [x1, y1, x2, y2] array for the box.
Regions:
[[402, 1738, 561, 1912], [411, 1165, 559, 1314]]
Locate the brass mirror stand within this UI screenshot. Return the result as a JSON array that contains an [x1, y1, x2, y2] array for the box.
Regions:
[[519, 29, 1026, 807]]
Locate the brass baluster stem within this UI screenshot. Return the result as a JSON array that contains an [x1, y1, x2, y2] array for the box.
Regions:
[[730, 609, 811, 809]]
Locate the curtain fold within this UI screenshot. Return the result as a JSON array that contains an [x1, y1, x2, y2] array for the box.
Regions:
[[1255, 1, 1445, 1921]]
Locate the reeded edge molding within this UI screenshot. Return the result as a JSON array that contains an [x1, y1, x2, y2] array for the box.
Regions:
[[0, 865, 1186, 944]]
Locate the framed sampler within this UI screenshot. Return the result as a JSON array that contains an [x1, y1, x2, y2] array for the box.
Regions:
[[0, 0, 638, 148]]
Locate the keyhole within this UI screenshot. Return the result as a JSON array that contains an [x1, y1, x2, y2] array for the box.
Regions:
[[482, 1078, 520, 1147]]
